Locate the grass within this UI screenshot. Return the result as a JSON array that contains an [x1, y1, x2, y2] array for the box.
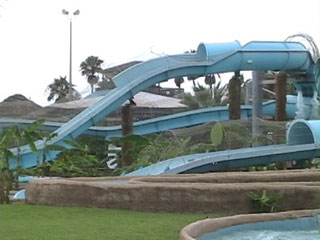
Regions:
[[0, 203, 222, 240]]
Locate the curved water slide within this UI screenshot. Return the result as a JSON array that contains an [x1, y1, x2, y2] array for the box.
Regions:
[[10, 40, 316, 169], [0, 96, 314, 139], [127, 119, 320, 176]]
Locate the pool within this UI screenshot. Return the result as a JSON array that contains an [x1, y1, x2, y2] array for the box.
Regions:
[[180, 210, 319, 240], [198, 215, 319, 240], [200, 230, 319, 240]]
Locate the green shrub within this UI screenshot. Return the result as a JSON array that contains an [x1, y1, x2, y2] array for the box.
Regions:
[[249, 189, 281, 213]]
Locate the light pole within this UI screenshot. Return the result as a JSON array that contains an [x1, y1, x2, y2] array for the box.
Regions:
[[62, 9, 80, 100]]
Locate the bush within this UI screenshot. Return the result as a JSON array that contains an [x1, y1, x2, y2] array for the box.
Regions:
[[249, 189, 281, 213]]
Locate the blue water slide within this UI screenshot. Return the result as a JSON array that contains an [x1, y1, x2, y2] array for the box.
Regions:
[[126, 119, 320, 176], [0, 96, 314, 140], [8, 40, 316, 169]]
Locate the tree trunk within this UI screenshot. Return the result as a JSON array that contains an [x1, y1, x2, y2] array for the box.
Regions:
[[275, 72, 287, 121], [228, 75, 241, 120], [121, 104, 134, 167]]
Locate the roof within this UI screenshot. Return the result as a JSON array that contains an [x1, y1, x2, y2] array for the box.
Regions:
[[0, 94, 43, 118], [102, 61, 141, 79], [49, 91, 186, 109]]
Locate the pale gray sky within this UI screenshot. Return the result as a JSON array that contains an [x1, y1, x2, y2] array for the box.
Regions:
[[0, 0, 319, 106]]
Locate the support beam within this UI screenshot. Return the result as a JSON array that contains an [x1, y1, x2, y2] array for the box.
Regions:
[[252, 71, 263, 139], [228, 74, 241, 120], [275, 72, 287, 121], [121, 104, 134, 167]]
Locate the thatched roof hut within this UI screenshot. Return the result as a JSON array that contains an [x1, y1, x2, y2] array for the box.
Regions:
[[0, 94, 43, 118]]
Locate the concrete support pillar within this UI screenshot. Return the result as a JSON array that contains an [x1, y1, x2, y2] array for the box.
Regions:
[[275, 72, 287, 121], [244, 80, 252, 105], [228, 74, 241, 120], [252, 71, 263, 138], [121, 104, 134, 167]]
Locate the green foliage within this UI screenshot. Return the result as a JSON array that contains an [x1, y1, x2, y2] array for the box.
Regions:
[[0, 131, 14, 204], [210, 122, 224, 149], [36, 138, 108, 177], [249, 189, 281, 213], [46, 76, 80, 102], [1, 120, 46, 193], [115, 134, 215, 175], [80, 56, 104, 93], [181, 83, 227, 110], [181, 84, 214, 109]]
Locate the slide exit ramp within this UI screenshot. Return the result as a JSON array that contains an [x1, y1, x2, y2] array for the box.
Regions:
[[9, 40, 316, 168], [126, 119, 320, 176]]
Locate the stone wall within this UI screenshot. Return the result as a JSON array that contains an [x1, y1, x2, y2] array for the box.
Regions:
[[26, 170, 320, 214]]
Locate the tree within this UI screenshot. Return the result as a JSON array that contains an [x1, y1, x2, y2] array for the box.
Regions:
[[80, 56, 104, 93], [0, 131, 14, 204], [228, 73, 242, 120], [204, 74, 216, 98], [46, 76, 80, 102], [275, 72, 287, 121], [174, 77, 184, 89], [212, 80, 228, 105], [121, 104, 134, 167], [181, 84, 215, 109]]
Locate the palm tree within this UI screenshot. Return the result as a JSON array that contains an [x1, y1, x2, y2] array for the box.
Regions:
[[174, 77, 184, 89], [204, 74, 216, 98], [121, 103, 134, 167], [0, 130, 14, 203], [187, 75, 200, 87], [46, 76, 68, 102], [80, 56, 104, 93], [228, 73, 242, 120], [212, 80, 228, 105], [275, 72, 287, 121], [181, 84, 215, 109], [46, 76, 80, 102]]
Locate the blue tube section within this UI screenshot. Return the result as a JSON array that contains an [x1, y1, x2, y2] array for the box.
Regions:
[[196, 41, 241, 59], [287, 119, 320, 147], [196, 41, 312, 72]]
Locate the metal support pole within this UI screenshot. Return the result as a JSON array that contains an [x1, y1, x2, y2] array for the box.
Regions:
[[252, 71, 263, 139], [62, 9, 79, 100], [68, 20, 73, 99]]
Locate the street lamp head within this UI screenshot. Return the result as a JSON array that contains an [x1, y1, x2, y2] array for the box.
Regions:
[[62, 9, 69, 15], [73, 9, 80, 15]]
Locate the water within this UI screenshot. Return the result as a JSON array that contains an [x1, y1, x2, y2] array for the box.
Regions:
[[295, 90, 306, 119], [13, 189, 25, 199], [310, 91, 319, 119], [198, 216, 320, 240], [199, 230, 319, 240]]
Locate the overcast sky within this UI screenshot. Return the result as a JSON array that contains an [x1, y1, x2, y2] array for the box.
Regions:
[[0, 0, 319, 106]]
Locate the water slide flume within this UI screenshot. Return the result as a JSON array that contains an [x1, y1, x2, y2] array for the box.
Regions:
[[0, 95, 315, 139], [8, 40, 317, 169]]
